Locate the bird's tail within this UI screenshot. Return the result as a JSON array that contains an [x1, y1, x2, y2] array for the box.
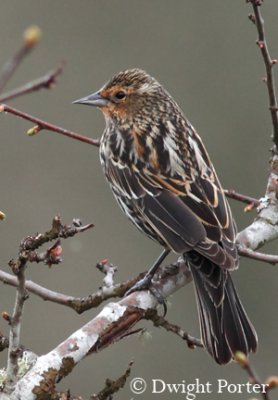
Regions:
[[187, 252, 258, 364]]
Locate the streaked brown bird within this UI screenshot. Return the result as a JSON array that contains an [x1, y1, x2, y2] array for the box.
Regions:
[[74, 68, 257, 364]]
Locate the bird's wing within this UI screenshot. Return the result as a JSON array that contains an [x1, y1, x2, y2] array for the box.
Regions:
[[139, 166, 237, 270], [106, 159, 206, 249], [105, 127, 237, 270]]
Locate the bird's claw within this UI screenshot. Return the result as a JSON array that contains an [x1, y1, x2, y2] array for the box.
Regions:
[[149, 286, 167, 316], [125, 275, 153, 297]]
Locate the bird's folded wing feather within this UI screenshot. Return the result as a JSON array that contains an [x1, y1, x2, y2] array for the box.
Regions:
[[106, 154, 237, 269]]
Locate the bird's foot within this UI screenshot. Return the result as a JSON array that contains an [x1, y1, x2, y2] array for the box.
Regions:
[[125, 274, 153, 296], [125, 274, 167, 316]]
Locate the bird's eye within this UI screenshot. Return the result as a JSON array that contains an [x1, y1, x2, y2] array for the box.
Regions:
[[114, 91, 126, 100]]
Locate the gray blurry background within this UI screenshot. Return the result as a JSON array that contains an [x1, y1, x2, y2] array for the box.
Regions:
[[0, 1, 277, 399]]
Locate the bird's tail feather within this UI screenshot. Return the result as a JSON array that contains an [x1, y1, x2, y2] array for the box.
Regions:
[[187, 252, 257, 364]]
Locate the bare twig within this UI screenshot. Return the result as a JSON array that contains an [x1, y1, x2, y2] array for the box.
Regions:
[[7, 217, 94, 275], [2, 239, 278, 318], [0, 104, 100, 147], [239, 247, 278, 265], [26, 239, 63, 267], [238, 1, 278, 251], [0, 26, 41, 93], [0, 332, 9, 352], [0, 62, 65, 103], [20, 216, 93, 252], [0, 268, 145, 314], [248, 0, 278, 148], [235, 351, 270, 400], [145, 309, 202, 349], [90, 361, 134, 400], [6, 266, 27, 391], [96, 259, 118, 288], [0, 259, 187, 314], [224, 189, 260, 207]]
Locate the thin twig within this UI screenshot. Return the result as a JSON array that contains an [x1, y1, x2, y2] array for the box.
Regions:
[[0, 26, 41, 93], [235, 351, 270, 400], [5, 266, 27, 391], [7, 217, 94, 274], [0, 46, 30, 93], [0, 260, 185, 314], [90, 361, 134, 400], [249, 0, 278, 148], [0, 259, 188, 315], [224, 189, 260, 207], [0, 332, 9, 352], [96, 259, 118, 288], [238, 247, 278, 265], [0, 104, 100, 147], [145, 309, 202, 349], [0, 269, 144, 314], [0, 62, 65, 103], [238, 1, 278, 254]]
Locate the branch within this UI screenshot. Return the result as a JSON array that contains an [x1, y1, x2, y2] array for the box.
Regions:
[[2, 237, 276, 315], [235, 351, 271, 400], [0, 62, 65, 103], [237, 198, 278, 251], [5, 263, 27, 391], [0, 259, 190, 316], [0, 332, 9, 352], [248, 0, 278, 148], [90, 361, 134, 400], [0, 268, 145, 314], [3, 219, 78, 391], [0, 104, 100, 147], [145, 309, 202, 348], [0, 26, 41, 93], [7, 216, 94, 275], [224, 189, 260, 208], [237, 2, 278, 251], [9, 261, 193, 400], [238, 247, 278, 265]]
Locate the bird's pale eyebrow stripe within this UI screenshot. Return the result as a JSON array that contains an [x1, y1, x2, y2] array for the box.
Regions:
[[137, 82, 153, 93]]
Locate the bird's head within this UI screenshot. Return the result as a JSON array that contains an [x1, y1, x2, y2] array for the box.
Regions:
[[73, 69, 167, 124]]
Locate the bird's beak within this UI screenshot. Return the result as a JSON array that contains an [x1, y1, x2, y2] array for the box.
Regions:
[[73, 91, 109, 107]]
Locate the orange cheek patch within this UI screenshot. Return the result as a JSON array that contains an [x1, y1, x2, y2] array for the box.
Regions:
[[101, 104, 128, 120]]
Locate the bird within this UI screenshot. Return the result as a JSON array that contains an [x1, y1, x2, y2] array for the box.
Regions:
[[74, 68, 257, 364]]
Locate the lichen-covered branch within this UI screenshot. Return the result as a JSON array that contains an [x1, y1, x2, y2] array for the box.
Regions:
[[5, 264, 27, 391], [9, 261, 192, 400]]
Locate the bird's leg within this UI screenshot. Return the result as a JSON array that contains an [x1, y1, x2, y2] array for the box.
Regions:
[[125, 248, 170, 311]]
